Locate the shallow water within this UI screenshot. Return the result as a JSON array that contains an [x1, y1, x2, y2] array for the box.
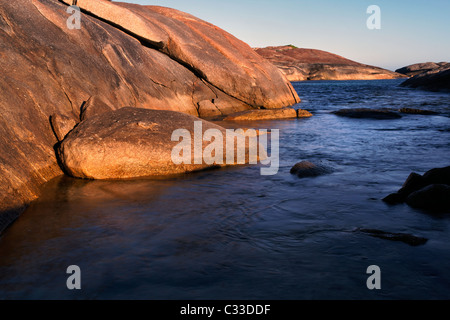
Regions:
[[0, 79, 449, 299]]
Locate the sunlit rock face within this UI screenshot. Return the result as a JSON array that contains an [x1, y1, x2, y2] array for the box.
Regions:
[[0, 0, 299, 231]]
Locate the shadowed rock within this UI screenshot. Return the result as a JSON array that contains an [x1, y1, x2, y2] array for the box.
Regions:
[[384, 172, 427, 204], [290, 161, 333, 178], [406, 184, 450, 212], [333, 108, 402, 120], [383, 166, 450, 213], [400, 64, 450, 92], [357, 228, 428, 246]]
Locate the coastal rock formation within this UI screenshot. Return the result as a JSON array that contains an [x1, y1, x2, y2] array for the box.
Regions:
[[58, 108, 259, 179], [332, 108, 402, 120], [400, 64, 450, 92], [223, 107, 311, 121], [0, 0, 299, 232], [255, 45, 407, 81], [61, 0, 300, 110], [290, 161, 333, 178], [383, 166, 450, 213], [395, 62, 449, 77]]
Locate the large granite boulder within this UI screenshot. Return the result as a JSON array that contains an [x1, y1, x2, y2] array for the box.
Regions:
[[61, 0, 300, 110], [58, 108, 261, 179], [0, 0, 299, 232]]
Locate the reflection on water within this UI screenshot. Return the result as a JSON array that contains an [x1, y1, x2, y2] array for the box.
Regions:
[[0, 80, 449, 299]]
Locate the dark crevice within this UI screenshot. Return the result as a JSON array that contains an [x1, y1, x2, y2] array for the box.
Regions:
[[287, 82, 301, 104]]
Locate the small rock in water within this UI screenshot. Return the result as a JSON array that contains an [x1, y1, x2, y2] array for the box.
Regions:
[[383, 166, 450, 213], [357, 228, 428, 246], [290, 161, 333, 178]]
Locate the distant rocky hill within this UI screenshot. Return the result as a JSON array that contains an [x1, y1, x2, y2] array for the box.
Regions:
[[255, 45, 407, 81], [396, 62, 449, 77]]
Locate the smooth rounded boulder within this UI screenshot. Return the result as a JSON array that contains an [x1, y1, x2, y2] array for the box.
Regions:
[[57, 108, 261, 179], [290, 161, 333, 178], [383, 166, 450, 213]]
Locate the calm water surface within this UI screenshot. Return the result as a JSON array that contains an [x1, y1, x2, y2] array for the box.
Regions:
[[0, 79, 449, 299]]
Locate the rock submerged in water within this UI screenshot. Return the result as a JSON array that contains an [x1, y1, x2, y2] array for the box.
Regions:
[[398, 108, 438, 115], [383, 166, 450, 213], [332, 108, 402, 120], [57, 107, 261, 179], [332, 108, 438, 119], [290, 161, 333, 178], [356, 228, 428, 246]]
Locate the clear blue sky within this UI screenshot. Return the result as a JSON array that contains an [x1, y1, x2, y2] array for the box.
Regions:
[[119, 0, 449, 70]]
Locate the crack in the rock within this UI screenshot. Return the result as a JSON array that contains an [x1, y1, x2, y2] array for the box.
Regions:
[[61, 87, 74, 110], [211, 100, 224, 116], [44, 62, 77, 115], [191, 79, 199, 115], [287, 82, 301, 104], [148, 77, 169, 89]]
